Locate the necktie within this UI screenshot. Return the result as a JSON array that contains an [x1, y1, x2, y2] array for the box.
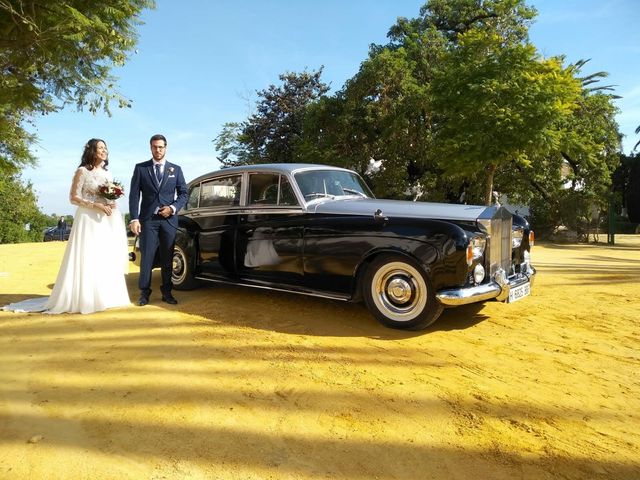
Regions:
[[155, 164, 163, 184]]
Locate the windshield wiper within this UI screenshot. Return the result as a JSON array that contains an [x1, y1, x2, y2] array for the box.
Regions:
[[341, 188, 367, 197], [305, 192, 335, 200]]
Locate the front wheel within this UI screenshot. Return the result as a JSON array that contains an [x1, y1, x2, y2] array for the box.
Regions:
[[363, 255, 443, 330], [172, 243, 200, 290]]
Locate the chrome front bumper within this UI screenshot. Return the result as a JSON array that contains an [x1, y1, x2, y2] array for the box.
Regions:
[[436, 267, 536, 306]]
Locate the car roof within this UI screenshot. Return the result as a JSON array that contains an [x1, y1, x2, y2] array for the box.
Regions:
[[189, 163, 354, 185]]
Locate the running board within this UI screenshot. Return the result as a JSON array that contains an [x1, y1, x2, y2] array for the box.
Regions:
[[194, 276, 351, 302]]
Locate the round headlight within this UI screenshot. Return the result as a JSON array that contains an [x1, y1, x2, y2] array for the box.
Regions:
[[471, 235, 486, 260], [512, 226, 524, 249], [473, 264, 485, 284]]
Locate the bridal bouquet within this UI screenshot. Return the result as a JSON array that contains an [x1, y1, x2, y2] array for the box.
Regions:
[[98, 180, 125, 200]]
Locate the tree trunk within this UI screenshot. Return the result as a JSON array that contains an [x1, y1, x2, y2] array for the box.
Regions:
[[484, 163, 497, 205]]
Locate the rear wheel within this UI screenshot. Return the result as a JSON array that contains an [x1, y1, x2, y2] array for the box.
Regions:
[[172, 243, 200, 290], [363, 254, 443, 330]]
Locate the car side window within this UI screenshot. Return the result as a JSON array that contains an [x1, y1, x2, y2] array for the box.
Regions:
[[279, 176, 298, 206], [200, 175, 242, 208], [249, 174, 279, 205], [248, 174, 300, 207], [186, 184, 200, 210]]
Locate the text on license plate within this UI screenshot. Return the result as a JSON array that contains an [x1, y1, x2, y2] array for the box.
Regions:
[[508, 282, 530, 303]]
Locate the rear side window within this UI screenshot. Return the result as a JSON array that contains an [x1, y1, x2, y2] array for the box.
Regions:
[[200, 175, 242, 208]]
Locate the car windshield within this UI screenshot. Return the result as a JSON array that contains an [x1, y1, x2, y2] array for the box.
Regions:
[[294, 169, 373, 202]]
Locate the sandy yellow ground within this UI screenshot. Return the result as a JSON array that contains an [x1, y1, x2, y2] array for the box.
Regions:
[[0, 236, 639, 479]]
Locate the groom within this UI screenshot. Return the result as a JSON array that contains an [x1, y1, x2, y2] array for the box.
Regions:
[[129, 134, 188, 306]]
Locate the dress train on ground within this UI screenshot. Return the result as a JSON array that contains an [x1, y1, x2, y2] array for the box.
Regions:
[[2, 206, 130, 314]]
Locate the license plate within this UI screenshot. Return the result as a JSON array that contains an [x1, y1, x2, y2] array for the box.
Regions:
[[508, 282, 530, 303]]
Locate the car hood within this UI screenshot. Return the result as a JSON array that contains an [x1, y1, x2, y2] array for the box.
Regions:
[[309, 197, 498, 222]]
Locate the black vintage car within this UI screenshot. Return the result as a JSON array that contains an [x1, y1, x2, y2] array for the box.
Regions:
[[133, 163, 535, 329]]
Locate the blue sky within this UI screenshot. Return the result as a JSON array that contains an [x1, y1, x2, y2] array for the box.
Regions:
[[22, 0, 640, 215]]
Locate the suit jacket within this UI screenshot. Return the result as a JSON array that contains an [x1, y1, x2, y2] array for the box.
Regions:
[[129, 160, 188, 226]]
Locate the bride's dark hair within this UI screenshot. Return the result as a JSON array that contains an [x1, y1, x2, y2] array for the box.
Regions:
[[79, 138, 109, 170]]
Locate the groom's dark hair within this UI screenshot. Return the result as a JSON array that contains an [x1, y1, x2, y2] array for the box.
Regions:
[[150, 134, 167, 145]]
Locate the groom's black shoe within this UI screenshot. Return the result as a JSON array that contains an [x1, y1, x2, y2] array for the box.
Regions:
[[161, 293, 178, 305], [137, 294, 149, 306]]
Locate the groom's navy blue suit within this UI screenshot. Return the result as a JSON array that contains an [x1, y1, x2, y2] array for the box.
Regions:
[[129, 159, 188, 297]]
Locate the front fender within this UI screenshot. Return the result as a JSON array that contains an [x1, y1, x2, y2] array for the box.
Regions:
[[350, 223, 468, 300]]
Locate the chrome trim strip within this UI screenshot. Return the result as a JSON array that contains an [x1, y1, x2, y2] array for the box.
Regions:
[[185, 207, 306, 217], [239, 208, 306, 215], [436, 268, 536, 306], [194, 276, 351, 301]]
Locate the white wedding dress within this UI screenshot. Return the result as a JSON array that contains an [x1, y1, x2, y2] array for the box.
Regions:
[[2, 165, 131, 314]]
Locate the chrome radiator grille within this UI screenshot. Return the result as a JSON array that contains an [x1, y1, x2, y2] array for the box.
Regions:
[[478, 207, 513, 278]]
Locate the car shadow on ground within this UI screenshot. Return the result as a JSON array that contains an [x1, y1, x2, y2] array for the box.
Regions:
[[127, 271, 492, 339], [427, 304, 489, 332]]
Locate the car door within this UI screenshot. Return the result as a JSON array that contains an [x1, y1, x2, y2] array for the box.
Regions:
[[301, 214, 386, 294], [235, 173, 305, 286], [189, 174, 242, 279]]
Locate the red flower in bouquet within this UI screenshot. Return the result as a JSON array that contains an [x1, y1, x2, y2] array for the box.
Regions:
[[98, 180, 125, 200]]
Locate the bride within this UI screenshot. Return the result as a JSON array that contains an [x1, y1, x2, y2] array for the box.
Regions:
[[3, 138, 131, 314]]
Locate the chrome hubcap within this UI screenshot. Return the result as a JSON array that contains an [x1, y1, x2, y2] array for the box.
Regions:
[[370, 261, 428, 322], [172, 249, 186, 283], [387, 277, 413, 303]]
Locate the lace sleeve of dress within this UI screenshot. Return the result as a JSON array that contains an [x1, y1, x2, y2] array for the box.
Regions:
[[69, 168, 94, 208]]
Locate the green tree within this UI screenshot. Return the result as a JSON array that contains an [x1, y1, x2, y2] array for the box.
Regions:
[[214, 122, 254, 168], [0, 0, 154, 172], [0, 173, 48, 243], [502, 62, 622, 236], [613, 153, 640, 224], [214, 69, 329, 167], [428, 18, 581, 204], [301, 47, 437, 198], [213, 0, 622, 239], [302, 0, 582, 204], [300, 10, 454, 199], [388, 0, 535, 44]]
